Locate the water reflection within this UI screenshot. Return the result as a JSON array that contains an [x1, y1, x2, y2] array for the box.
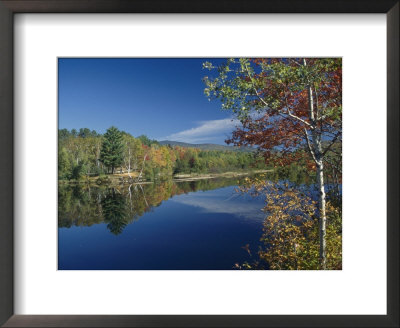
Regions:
[[101, 190, 129, 235], [58, 177, 247, 235], [58, 175, 340, 270], [170, 191, 265, 221]]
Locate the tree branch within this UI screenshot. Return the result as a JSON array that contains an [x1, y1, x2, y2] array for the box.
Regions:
[[287, 110, 313, 129], [322, 132, 342, 158], [303, 128, 318, 164]]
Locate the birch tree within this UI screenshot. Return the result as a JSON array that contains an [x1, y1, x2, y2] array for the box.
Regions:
[[123, 135, 144, 178], [203, 58, 342, 269]]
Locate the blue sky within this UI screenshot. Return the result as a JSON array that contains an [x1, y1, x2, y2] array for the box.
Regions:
[[58, 58, 239, 144]]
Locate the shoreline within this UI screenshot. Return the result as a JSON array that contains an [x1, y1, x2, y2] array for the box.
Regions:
[[172, 169, 272, 182], [59, 169, 273, 186]]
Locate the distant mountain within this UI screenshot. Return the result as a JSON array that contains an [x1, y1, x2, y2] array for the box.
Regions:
[[159, 140, 254, 152]]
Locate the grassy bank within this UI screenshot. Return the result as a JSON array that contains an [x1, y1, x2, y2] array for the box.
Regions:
[[173, 169, 272, 181], [58, 169, 273, 186]]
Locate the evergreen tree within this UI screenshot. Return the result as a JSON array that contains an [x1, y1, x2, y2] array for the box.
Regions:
[[78, 128, 91, 138], [99, 126, 125, 174]]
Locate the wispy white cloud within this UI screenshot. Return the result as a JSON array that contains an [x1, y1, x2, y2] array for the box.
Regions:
[[162, 118, 240, 144]]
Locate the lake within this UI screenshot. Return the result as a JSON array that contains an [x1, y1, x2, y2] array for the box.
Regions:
[[58, 176, 267, 270]]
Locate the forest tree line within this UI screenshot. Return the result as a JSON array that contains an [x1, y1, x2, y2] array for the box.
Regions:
[[58, 127, 268, 181]]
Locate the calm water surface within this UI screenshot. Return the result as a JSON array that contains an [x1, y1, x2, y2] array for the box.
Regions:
[[58, 177, 266, 270]]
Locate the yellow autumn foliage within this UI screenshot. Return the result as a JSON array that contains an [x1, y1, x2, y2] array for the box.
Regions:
[[238, 178, 342, 270]]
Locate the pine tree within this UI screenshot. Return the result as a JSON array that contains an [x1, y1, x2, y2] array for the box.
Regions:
[[99, 126, 125, 174]]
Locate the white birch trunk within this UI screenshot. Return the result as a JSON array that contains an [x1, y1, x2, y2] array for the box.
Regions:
[[311, 121, 327, 269], [308, 126, 328, 270], [304, 68, 327, 269], [127, 148, 131, 178], [315, 152, 327, 269], [136, 154, 148, 182]]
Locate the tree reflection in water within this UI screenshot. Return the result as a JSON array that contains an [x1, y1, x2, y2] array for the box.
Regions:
[[58, 177, 249, 234], [101, 189, 129, 235]]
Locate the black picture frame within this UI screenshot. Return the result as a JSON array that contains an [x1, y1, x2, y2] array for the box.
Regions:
[[0, 1, 398, 327]]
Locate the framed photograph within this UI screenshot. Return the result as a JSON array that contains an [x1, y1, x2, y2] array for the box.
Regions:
[[0, 1, 398, 327]]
